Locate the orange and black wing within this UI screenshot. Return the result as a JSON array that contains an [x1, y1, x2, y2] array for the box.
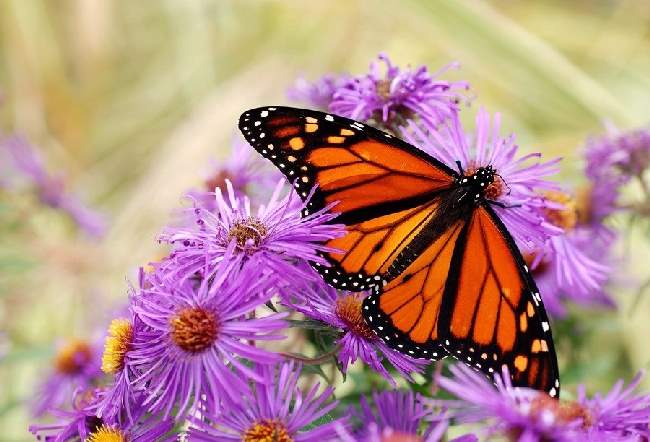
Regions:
[[362, 217, 467, 359], [239, 106, 456, 291], [438, 205, 560, 396]]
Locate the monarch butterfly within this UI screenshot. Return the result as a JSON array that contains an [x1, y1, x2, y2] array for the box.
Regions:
[[239, 106, 560, 397]]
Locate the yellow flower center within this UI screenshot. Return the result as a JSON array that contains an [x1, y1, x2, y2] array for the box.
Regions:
[[542, 191, 578, 230], [170, 307, 219, 353], [244, 419, 293, 442], [101, 319, 133, 374], [575, 186, 594, 225], [335, 294, 376, 341], [54, 339, 93, 375], [227, 216, 268, 248], [86, 425, 125, 442]]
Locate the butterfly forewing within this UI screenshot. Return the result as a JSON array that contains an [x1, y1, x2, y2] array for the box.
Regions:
[[239, 106, 455, 290]]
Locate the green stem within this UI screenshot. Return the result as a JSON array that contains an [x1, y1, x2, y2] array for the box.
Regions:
[[280, 344, 341, 366]]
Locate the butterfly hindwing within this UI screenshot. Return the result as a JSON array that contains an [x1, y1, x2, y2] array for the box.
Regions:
[[239, 106, 456, 291], [438, 205, 560, 396], [362, 217, 467, 360]]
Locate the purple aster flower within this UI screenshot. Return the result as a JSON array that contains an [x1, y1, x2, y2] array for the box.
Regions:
[[576, 371, 650, 441], [30, 387, 175, 442], [129, 265, 287, 419], [287, 74, 350, 110], [402, 109, 562, 251], [436, 364, 582, 441], [329, 53, 468, 129], [158, 179, 344, 288], [187, 361, 347, 441], [32, 338, 103, 417], [337, 390, 477, 442], [188, 136, 281, 211], [585, 123, 650, 185], [288, 285, 428, 385], [0, 135, 107, 238], [523, 190, 614, 317]]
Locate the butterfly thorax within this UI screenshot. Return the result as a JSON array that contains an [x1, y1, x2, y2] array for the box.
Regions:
[[456, 165, 496, 203], [385, 166, 496, 280]]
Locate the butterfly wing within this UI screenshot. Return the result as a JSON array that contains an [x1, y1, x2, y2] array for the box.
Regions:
[[438, 204, 560, 396], [362, 217, 467, 359], [239, 106, 456, 290], [364, 202, 559, 394]]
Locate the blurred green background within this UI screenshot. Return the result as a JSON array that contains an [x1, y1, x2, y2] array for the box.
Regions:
[[1, 1, 650, 439]]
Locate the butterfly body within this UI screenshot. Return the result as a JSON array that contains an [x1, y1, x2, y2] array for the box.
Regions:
[[239, 106, 560, 397]]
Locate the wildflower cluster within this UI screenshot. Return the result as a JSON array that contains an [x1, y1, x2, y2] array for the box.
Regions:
[[25, 53, 650, 441], [0, 135, 107, 238]]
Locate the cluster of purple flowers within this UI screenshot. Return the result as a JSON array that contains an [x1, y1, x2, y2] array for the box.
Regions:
[[436, 364, 650, 441], [0, 135, 107, 238], [27, 53, 650, 441]]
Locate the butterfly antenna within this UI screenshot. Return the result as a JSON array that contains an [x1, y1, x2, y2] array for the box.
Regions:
[[455, 160, 464, 175]]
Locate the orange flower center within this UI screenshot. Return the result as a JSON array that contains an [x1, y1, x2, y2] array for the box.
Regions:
[[542, 191, 578, 230], [170, 307, 219, 353], [227, 217, 268, 249], [335, 294, 376, 340], [381, 432, 422, 442], [376, 79, 392, 100], [523, 252, 550, 277], [205, 170, 234, 192], [54, 340, 93, 375], [244, 419, 293, 442], [575, 186, 595, 225], [506, 394, 592, 441], [530, 394, 593, 428]]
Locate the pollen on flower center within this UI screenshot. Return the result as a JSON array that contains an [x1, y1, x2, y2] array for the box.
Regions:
[[381, 432, 423, 442], [170, 307, 219, 353], [523, 252, 550, 277], [335, 294, 376, 341], [542, 191, 578, 230], [54, 339, 93, 375], [529, 394, 593, 429], [86, 425, 125, 442], [376, 79, 392, 100], [101, 318, 133, 374], [244, 419, 293, 442], [205, 170, 233, 192], [227, 216, 268, 249], [575, 186, 594, 225]]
